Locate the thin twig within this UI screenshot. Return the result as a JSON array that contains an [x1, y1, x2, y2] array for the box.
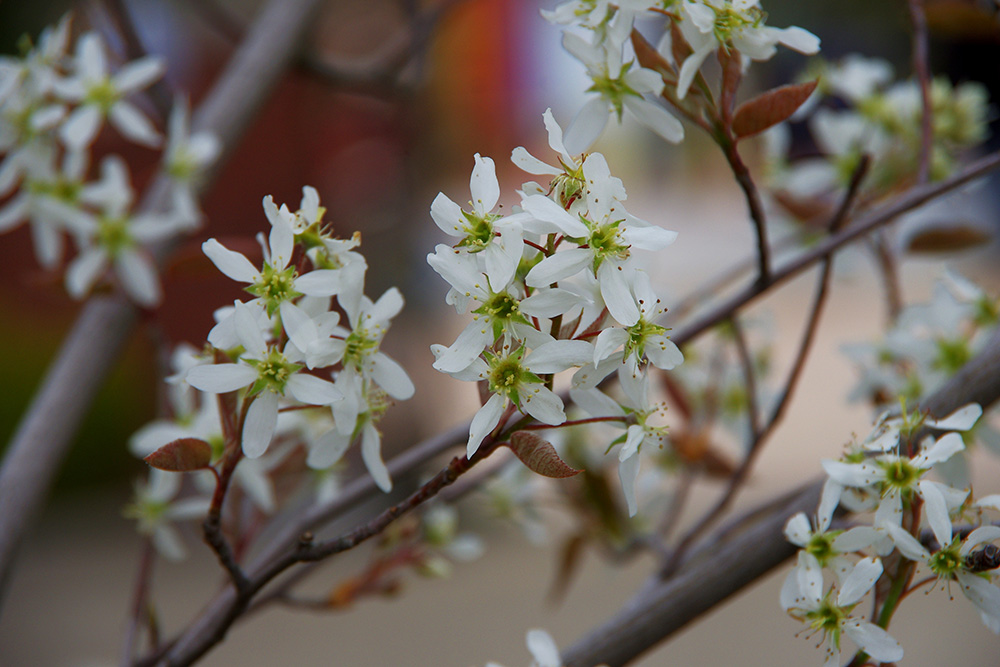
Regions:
[[660, 159, 870, 575], [729, 316, 761, 441], [120, 538, 156, 667], [908, 0, 934, 185]]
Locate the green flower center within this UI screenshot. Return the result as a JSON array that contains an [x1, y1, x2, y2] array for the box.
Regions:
[[625, 318, 666, 361], [805, 532, 841, 566], [880, 458, 919, 493], [713, 6, 764, 46], [458, 210, 501, 251], [247, 263, 301, 316], [85, 78, 120, 113], [343, 329, 379, 370], [805, 593, 845, 648], [97, 215, 132, 256], [928, 539, 963, 578], [248, 348, 301, 395], [486, 349, 539, 403]]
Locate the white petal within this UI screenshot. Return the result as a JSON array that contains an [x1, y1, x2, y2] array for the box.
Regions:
[[65, 247, 108, 298], [186, 363, 256, 393], [918, 480, 961, 546], [430, 192, 465, 236], [778, 26, 821, 55], [520, 288, 582, 319], [294, 269, 341, 296], [233, 461, 276, 513], [915, 432, 965, 467], [468, 393, 505, 458], [371, 353, 415, 400], [837, 557, 882, 606], [60, 105, 103, 149], [833, 527, 879, 553], [525, 248, 592, 287], [563, 97, 610, 155], [279, 301, 318, 356], [783, 513, 812, 547], [926, 403, 982, 431], [520, 194, 590, 237], [511, 146, 559, 176], [618, 449, 641, 517], [306, 428, 352, 469], [287, 373, 341, 405], [675, 46, 713, 100], [957, 572, 1000, 629], [525, 629, 560, 667], [233, 301, 268, 357], [623, 224, 678, 251], [623, 96, 684, 144], [842, 620, 902, 661], [960, 526, 1000, 556], [242, 391, 279, 458], [369, 287, 405, 323], [820, 460, 881, 487], [524, 339, 594, 373], [598, 261, 640, 326], [115, 250, 161, 306], [470, 153, 500, 215], [202, 238, 259, 283], [880, 521, 930, 561], [110, 101, 161, 147], [645, 336, 684, 370], [267, 199, 295, 267], [361, 422, 392, 492], [433, 321, 492, 373], [114, 56, 165, 92], [521, 386, 566, 425]]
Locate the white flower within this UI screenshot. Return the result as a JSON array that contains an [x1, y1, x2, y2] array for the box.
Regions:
[[163, 98, 220, 227], [781, 555, 903, 665], [201, 195, 342, 316], [55, 32, 164, 149], [186, 302, 342, 458], [441, 339, 594, 457], [561, 23, 684, 152], [60, 156, 180, 305], [430, 153, 525, 291], [525, 153, 677, 326], [881, 522, 1000, 633], [124, 469, 211, 561], [675, 0, 820, 100], [511, 108, 588, 210]]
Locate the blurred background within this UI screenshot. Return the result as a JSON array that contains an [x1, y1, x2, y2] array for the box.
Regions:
[[1, 0, 1000, 664]]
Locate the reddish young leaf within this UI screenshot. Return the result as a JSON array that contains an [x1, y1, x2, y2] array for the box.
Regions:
[[904, 223, 993, 254], [145, 437, 213, 472], [630, 28, 672, 76], [506, 431, 581, 479], [732, 79, 818, 139]]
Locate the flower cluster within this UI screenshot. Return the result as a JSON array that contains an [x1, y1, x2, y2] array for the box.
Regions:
[[429, 109, 683, 514], [543, 0, 818, 151], [782, 401, 1000, 664], [127, 187, 412, 558], [765, 54, 989, 205], [0, 16, 218, 305]]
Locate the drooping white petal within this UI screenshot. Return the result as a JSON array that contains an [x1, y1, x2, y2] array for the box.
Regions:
[[116, 249, 162, 306], [430, 192, 465, 237], [233, 301, 268, 357], [361, 421, 392, 492], [675, 45, 714, 100], [880, 521, 930, 561], [618, 449, 641, 517], [468, 393, 505, 458], [186, 363, 256, 393], [65, 246, 108, 298], [306, 428, 352, 469], [597, 261, 640, 326], [842, 620, 902, 662], [919, 480, 961, 546], [242, 391, 279, 458], [279, 301, 318, 356], [957, 572, 1000, 631]]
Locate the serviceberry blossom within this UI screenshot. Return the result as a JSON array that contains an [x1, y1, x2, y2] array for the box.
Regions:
[[511, 108, 586, 209], [430, 153, 525, 291], [54, 32, 164, 149], [781, 555, 903, 665], [59, 156, 182, 305], [187, 301, 342, 458], [123, 469, 211, 561], [673, 0, 820, 100], [201, 196, 342, 317], [162, 98, 220, 227], [561, 19, 684, 152]]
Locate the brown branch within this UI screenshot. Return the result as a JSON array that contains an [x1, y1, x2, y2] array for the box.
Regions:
[[908, 0, 934, 185], [120, 538, 157, 667], [562, 325, 1000, 666]]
